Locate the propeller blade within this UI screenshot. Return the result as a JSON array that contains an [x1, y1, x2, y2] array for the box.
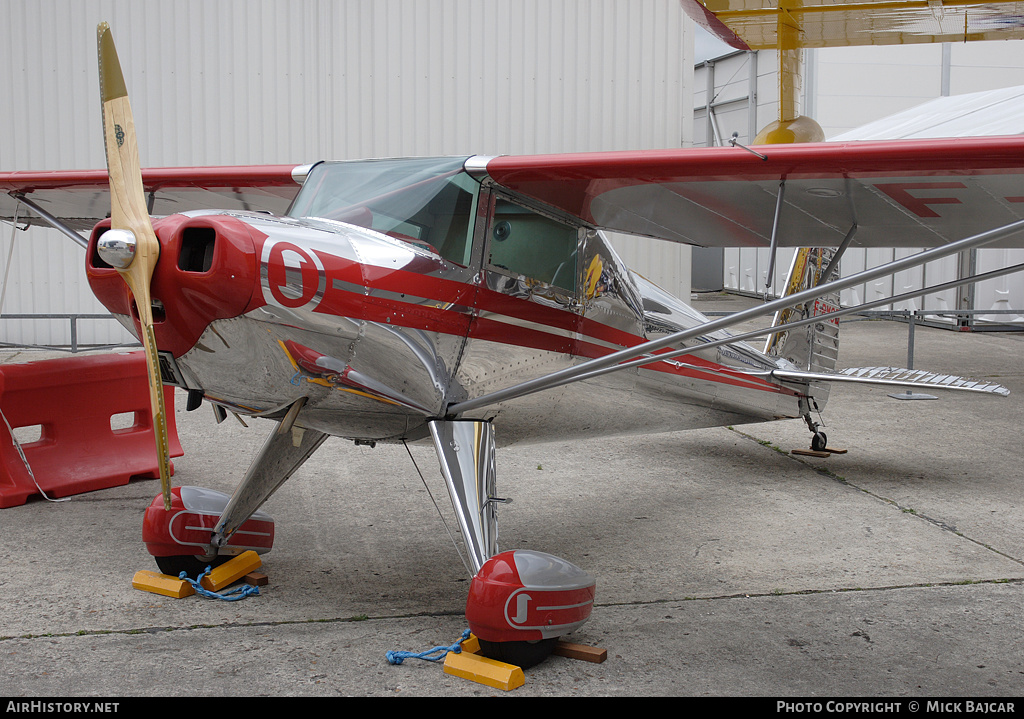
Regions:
[[97, 22, 173, 510]]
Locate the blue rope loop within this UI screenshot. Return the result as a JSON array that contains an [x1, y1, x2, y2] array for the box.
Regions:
[[179, 566, 261, 602], [386, 629, 472, 665]]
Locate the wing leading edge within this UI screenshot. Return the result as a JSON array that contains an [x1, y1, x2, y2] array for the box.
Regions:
[[0, 165, 307, 233], [481, 136, 1024, 249], [8, 136, 1024, 251]]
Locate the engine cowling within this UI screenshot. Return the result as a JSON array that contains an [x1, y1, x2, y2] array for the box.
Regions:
[[86, 213, 264, 357]]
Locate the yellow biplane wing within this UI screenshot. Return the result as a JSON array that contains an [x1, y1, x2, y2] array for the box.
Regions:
[[681, 0, 1024, 51], [681, 0, 1024, 142]]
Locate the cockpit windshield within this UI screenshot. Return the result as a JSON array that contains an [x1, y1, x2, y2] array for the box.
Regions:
[[287, 156, 478, 266]]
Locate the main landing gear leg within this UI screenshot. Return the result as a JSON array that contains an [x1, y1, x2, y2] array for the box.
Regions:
[[428, 419, 595, 670], [210, 410, 329, 551], [427, 419, 501, 577], [144, 405, 327, 577]]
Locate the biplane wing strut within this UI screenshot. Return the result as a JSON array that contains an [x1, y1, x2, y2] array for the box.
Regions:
[[447, 216, 1024, 416]]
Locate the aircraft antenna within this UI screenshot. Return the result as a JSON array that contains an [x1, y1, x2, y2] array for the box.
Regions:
[[729, 132, 768, 160]]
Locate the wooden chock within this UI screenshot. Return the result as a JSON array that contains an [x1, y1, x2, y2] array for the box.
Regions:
[[245, 572, 269, 587], [792, 449, 831, 458], [553, 640, 607, 663]]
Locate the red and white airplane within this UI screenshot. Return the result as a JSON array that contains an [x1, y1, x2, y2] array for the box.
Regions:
[[2, 6, 1024, 667]]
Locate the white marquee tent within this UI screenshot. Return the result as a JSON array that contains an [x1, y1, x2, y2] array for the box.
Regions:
[[832, 85, 1024, 328]]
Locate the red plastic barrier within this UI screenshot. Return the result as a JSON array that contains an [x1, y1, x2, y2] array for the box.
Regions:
[[0, 351, 183, 508]]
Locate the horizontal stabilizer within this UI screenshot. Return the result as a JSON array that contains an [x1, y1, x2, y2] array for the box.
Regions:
[[770, 367, 1009, 397]]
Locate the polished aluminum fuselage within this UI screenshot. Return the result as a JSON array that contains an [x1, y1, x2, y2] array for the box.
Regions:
[[164, 208, 801, 447]]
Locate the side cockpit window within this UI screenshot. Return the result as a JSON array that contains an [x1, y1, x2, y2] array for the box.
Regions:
[[417, 172, 477, 267], [487, 198, 579, 292]]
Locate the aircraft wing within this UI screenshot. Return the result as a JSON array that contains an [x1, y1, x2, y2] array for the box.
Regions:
[[679, 0, 1024, 51], [0, 165, 307, 234], [483, 136, 1024, 248], [8, 137, 1024, 251]]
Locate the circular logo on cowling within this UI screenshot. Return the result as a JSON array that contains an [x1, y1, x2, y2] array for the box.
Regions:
[[260, 239, 326, 310]]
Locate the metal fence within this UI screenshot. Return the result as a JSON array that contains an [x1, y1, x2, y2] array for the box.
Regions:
[[0, 313, 139, 353]]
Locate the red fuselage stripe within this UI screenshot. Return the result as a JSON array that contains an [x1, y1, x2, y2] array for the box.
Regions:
[[307, 251, 793, 396]]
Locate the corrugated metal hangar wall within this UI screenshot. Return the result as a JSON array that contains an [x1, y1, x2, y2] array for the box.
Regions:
[[0, 0, 694, 348]]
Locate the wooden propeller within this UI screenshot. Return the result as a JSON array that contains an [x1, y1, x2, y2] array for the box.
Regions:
[[97, 23, 172, 510]]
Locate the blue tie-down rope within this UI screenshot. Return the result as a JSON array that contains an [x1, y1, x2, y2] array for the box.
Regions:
[[386, 629, 472, 665], [178, 567, 261, 602]]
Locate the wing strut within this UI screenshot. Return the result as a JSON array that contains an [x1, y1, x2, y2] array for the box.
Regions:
[[818, 222, 857, 286], [764, 180, 786, 296], [9, 193, 90, 249], [567, 258, 1024, 388], [446, 216, 1024, 416]]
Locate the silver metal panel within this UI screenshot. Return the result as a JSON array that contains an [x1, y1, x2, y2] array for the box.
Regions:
[[174, 210, 476, 440], [454, 234, 799, 444]]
